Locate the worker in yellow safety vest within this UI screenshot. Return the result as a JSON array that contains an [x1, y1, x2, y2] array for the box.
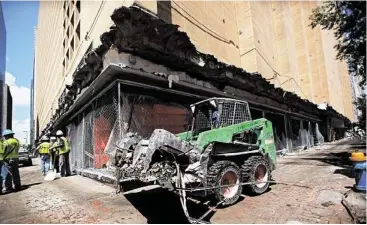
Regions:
[[0, 136, 8, 194], [2, 129, 21, 191], [36, 136, 51, 176], [49, 137, 59, 172], [54, 130, 71, 177]]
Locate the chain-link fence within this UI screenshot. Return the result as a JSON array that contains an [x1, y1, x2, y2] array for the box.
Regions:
[[66, 83, 192, 174], [263, 112, 325, 155], [67, 85, 119, 173]]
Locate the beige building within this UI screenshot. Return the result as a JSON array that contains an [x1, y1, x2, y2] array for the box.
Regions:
[[34, 0, 355, 134]]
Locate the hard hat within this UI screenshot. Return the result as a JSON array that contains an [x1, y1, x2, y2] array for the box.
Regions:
[[2, 129, 14, 136], [350, 150, 367, 162], [56, 130, 63, 136], [50, 136, 56, 141], [41, 136, 49, 141]]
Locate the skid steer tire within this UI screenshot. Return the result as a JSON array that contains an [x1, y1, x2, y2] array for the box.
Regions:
[[207, 160, 242, 206], [241, 155, 270, 195]]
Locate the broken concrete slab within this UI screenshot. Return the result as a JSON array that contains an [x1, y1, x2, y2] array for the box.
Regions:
[[342, 190, 366, 224], [317, 190, 343, 207]]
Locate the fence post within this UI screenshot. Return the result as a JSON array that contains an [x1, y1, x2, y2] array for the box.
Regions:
[[81, 113, 85, 169], [92, 104, 95, 169], [118, 82, 122, 138]]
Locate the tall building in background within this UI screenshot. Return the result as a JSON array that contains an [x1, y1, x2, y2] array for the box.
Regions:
[[3, 84, 12, 130], [30, 27, 36, 146], [30, 76, 35, 146], [34, 1, 356, 133], [0, 3, 6, 131]]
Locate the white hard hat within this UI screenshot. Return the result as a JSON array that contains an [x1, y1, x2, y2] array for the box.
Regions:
[[56, 130, 63, 136], [41, 136, 49, 141], [50, 136, 56, 141]]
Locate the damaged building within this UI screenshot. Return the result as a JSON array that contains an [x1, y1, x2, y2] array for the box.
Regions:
[[34, 1, 355, 174]]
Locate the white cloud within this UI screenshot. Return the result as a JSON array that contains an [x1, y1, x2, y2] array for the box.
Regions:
[[5, 72, 30, 106], [12, 118, 30, 145], [5, 72, 16, 86], [6, 56, 9, 62]]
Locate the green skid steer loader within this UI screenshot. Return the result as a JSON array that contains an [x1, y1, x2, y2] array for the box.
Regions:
[[114, 97, 277, 222]]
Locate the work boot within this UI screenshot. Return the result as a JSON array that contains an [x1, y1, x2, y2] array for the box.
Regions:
[[14, 186, 21, 192], [2, 187, 13, 193]]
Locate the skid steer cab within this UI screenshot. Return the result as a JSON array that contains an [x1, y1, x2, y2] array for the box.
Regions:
[[115, 97, 277, 210]]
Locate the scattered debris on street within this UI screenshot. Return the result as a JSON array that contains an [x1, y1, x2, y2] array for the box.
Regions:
[[0, 139, 364, 224]]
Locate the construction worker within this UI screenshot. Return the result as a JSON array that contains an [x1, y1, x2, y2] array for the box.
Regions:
[[55, 130, 71, 177], [0, 135, 7, 194], [2, 129, 21, 191], [36, 136, 51, 176], [49, 136, 59, 172]]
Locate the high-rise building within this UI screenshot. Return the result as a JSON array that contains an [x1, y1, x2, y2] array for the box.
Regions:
[[34, 1, 356, 133], [2, 84, 12, 130], [30, 27, 36, 146], [33, 0, 362, 174], [30, 76, 35, 146], [34, 0, 358, 150], [0, 2, 6, 131]]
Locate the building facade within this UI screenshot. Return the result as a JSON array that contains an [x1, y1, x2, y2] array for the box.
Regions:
[[33, 1, 358, 173], [0, 3, 6, 131], [34, 1, 355, 134], [2, 84, 12, 130]]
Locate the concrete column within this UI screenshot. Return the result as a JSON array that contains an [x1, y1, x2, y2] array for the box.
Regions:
[[117, 82, 122, 138], [284, 114, 292, 151], [81, 112, 85, 169], [326, 117, 331, 142]]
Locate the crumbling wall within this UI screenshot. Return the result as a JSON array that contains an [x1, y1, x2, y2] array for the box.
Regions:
[[42, 5, 349, 149]]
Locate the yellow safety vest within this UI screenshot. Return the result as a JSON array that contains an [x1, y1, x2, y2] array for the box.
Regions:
[[50, 141, 57, 149], [5, 138, 20, 159], [58, 137, 70, 154], [0, 140, 7, 161], [39, 142, 51, 154]]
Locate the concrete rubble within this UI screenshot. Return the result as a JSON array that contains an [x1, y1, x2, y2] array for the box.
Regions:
[[342, 190, 366, 224], [316, 190, 343, 207]]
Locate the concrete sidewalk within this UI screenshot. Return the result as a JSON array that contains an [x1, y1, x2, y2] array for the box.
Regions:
[[210, 138, 364, 224]]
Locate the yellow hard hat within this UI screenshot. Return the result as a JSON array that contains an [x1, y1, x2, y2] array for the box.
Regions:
[[350, 151, 366, 162]]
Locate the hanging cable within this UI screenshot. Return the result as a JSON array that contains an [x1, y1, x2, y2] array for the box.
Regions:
[[174, 180, 311, 192]]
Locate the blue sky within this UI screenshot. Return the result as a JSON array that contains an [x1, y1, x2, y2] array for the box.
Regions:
[[2, 1, 39, 143]]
